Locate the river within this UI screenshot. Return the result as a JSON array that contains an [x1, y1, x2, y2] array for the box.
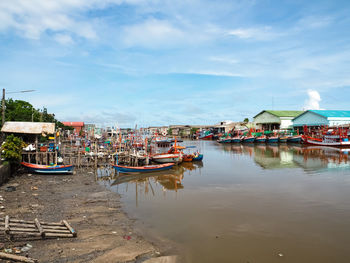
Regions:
[[100, 141, 350, 263]]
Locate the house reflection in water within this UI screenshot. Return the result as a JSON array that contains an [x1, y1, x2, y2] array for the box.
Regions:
[[226, 144, 350, 172]]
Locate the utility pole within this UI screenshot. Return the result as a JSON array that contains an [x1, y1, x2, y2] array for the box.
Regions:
[[1, 88, 5, 143]]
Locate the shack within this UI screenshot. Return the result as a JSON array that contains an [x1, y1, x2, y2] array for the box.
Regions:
[[292, 110, 350, 128], [1, 121, 55, 143], [62, 122, 84, 135], [254, 110, 304, 130]]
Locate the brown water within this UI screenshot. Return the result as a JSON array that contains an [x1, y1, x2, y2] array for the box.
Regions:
[[100, 141, 350, 263]]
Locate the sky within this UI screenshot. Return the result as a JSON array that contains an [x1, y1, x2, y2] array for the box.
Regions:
[[0, 0, 350, 127]]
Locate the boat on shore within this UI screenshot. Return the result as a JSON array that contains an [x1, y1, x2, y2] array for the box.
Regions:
[[112, 163, 175, 173], [21, 162, 74, 174]]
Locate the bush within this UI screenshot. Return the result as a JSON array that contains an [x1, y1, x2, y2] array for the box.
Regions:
[[1, 134, 25, 163]]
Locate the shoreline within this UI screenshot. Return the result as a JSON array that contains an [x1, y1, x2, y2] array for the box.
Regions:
[[0, 169, 178, 262]]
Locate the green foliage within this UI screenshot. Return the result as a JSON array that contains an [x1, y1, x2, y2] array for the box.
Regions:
[[1, 134, 25, 163], [168, 128, 173, 135], [243, 118, 249, 123], [190, 127, 199, 135]]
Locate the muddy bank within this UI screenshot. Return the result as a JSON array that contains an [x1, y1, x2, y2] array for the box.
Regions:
[[0, 170, 177, 263]]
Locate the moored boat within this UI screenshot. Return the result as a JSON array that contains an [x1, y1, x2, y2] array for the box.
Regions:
[[255, 135, 266, 143], [152, 153, 182, 164], [183, 154, 194, 162], [192, 153, 204, 161], [267, 136, 279, 143], [217, 137, 231, 143], [21, 162, 74, 174], [242, 136, 255, 143], [287, 135, 302, 143], [199, 133, 213, 140], [279, 136, 289, 143], [112, 163, 175, 173], [302, 135, 350, 147], [231, 137, 242, 143]]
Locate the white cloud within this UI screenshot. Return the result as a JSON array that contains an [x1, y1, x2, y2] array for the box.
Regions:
[[122, 18, 186, 48], [54, 33, 74, 45], [304, 89, 322, 110], [227, 26, 279, 41]]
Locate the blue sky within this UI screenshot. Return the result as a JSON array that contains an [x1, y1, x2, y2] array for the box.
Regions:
[[1, 0, 350, 127]]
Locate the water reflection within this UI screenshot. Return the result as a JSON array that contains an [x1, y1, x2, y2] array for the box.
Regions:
[[219, 144, 350, 172]]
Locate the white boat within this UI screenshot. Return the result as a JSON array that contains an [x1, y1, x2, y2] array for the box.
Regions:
[[152, 153, 182, 164]]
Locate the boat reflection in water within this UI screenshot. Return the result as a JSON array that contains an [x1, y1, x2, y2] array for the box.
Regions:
[[96, 161, 203, 206], [220, 143, 350, 172]]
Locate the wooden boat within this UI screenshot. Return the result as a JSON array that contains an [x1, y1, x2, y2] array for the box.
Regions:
[[21, 162, 74, 174], [255, 135, 266, 143], [287, 135, 302, 143], [302, 135, 350, 147], [152, 153, 182, 163], [199, 133, 213, 140], [217, 137, 231, 143], [242, 136, 255, 143], [267, 136, 279, 143], [112, 163, 175, 173], [231, 137, 242, 143], [279, 136, 289, 143], [183, 154, 194, 162], [192, 153, 203, 161]]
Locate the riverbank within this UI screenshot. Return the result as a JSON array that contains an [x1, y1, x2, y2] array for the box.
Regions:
[[0, 169, 178, 263]]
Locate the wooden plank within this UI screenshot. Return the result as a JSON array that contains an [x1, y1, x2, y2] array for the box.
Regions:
[[6, 231, 74, 238], [0, 222, 67, 230], [34, 218, 45, 238], [0, 227, 71, 234], [0, 252, 38, 263], [0, 218, 63, 226], [4, 215, 9, 234], [62, 220, 77, 237]]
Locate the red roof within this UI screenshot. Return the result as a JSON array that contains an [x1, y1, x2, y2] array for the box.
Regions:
[[62, 122, 85, 127]]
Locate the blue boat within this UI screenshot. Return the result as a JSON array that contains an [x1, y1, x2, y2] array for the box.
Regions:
[[255, 135, 266, 143], [267, 136, 279, 143], [21, 162, 74, 174], [231, 137, 242, 143], [217, 138, 231, 143], [112, 163, 174, 173], [192, 154, 203, 161], [287, 135, 302, 143], [242, 136, 255, 143]]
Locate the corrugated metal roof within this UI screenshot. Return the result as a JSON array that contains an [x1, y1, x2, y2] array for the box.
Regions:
[[309, 110, 350, 118], [1, 121, 55, 134], [254, 110, 304, 118]]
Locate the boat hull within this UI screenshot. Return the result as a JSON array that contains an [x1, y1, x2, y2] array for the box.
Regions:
[[152, 154, 182, 163], [218, 139, 231, 143], [287, 136, 302, 143], [199, 134, 213, 140], [267, 137, 279, 143], [21, 162, 74, 174], [302, 137, 350, 147], [255, 137, 266, 143], [231, 138, 241, 143], [242, 137, 255, 143], [192, 154, 203, 161], [112, 163, 174, 173]]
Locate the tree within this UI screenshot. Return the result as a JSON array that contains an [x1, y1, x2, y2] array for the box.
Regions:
[[243, 118, 249, 123], [1, 134, 25, 164]]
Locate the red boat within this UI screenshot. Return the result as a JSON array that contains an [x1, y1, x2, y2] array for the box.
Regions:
[[302, 126, 350, 147]]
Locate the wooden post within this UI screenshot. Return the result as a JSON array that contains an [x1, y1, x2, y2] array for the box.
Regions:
[[0, 252, 38, 263], [78, 148, 80, 168], [94, 156, 97, 169], [4, 215, 9, 234], [62, 220, 77, 237], [34, 218, 45, 238], [35, 135, 38, 164]]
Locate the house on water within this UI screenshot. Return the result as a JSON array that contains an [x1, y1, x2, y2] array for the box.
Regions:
[[253, 110, 304, 131], [292, 110, 350, 129]]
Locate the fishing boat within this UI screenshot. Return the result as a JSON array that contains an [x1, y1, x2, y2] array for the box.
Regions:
[[152, 153, 182, 164], [255, 135, 266, 143], [112, 163, 175, 173], [199, 133, 213, 140], [242, 136, 255, 143], [21, 162, 74, 174], [192, 153, 204, 161], [231, 136, 242, 143], [302, 135, 350, 147], [217, 137, 231, 143], [267, 136, 279, 143], [287, 135, 302, 143], [183, 154, 194, 162], [279, 136, 289, 143]]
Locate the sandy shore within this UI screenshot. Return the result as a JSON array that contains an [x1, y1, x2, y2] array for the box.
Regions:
[[0, 170, 178, 263]]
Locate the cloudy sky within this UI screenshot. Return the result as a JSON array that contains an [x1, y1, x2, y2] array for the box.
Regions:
[[1, 0, 350, 127]]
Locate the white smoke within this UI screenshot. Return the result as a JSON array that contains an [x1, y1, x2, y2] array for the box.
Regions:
[[304, 90, 321, 110]]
